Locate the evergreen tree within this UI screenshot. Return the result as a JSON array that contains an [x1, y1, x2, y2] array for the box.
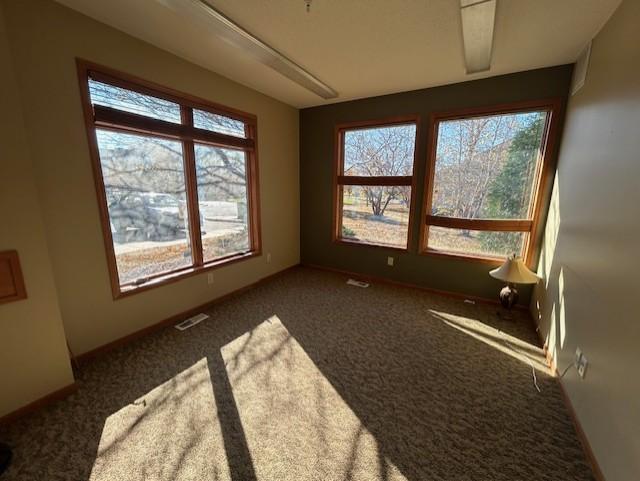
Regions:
[[479, 116, 544, 255]]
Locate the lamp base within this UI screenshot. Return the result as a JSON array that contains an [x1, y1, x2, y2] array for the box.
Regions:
[[499, 284, 519, 309], [496, 284, 518, 320]]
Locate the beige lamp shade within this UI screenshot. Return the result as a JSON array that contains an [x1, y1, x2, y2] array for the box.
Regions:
[[489, 255, 541, 285]]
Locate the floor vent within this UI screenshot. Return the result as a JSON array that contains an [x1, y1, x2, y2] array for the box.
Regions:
[[175, 313, 209, 331], [347, 279, 370, 288]]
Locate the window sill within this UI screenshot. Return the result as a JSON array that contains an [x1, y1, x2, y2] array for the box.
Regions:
[[334, 238, 408, 252], [419, 248, 505, 266], [114, 250, 260, 299]]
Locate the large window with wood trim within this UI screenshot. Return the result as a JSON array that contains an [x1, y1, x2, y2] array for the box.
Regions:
[[420, 100, 560, 264], [334, 118, 418, 250], [78, 61, 260, 298]]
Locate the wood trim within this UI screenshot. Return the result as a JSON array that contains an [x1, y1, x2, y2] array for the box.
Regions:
[[301, 263, 529, 310], [533, 321, 605, 481], [422, 248, 505, 266], [332, 114, 421, 251], [76, 59, 262, 299], [76, 264, 298, 363], [554, 380, 607, 481], [524, 98, 564, 266], [117, 251, 260, 298], [77, 61, 122, 299], [0, 250, 27, 304], [426, 216, 532, 232], [334, 238, 410, 252], [429, 98, 563, 123], [80, 59, 257, 124], [93, 105, 254, 151], [181, 106, 203, 267], [0, 383, 77, 426], [337, 175, 413, 186], [420, 98, 563, 267], [245, 123, 262, 255], [335, 115, 421, 131]]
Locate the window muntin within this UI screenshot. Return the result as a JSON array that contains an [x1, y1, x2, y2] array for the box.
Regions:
[[80, 63, 260, 297], [335, 120, 418, 250], [422, 104, 556, 262]]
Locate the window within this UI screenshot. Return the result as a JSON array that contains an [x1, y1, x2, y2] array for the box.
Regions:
[[334, 117, 418, 249], [78, 61, 260, 297], [421, 100, 560, 264]]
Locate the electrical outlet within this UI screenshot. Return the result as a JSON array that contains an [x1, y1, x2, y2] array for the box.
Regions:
[[267, 253, 272, 263], [575, 347, 583, 366], [387, 256, 394, 266], [577, 354, 588, 379], [207, 273, 214, 285]]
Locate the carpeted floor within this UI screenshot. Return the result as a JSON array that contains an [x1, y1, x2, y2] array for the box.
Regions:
[[0, 267, 595, 481]]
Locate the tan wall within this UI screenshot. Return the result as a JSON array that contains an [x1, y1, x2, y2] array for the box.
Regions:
[[0, 2, 74, 417], [531, 1, 639, 480], [2, 0, 299, 357]]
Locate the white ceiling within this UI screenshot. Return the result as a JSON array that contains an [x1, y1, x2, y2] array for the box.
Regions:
[[56, 0, 622, 108]]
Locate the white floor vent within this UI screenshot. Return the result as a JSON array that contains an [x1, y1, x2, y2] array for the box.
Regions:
[[346, 279, 370, 288], [175, 313, 209, 331]]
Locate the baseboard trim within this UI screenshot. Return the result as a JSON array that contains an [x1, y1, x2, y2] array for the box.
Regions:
[[555, 376, 607, 481], [533, 321, 606, 481], [0, 382, 77, 426], [76, 264, 299, 364], [301, 262, 528, 311]]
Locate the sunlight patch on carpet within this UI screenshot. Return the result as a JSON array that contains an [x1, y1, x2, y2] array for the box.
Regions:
[[429, 310, 551, 374], [221, 315, 409, 481], [89, 358, 231, 481]]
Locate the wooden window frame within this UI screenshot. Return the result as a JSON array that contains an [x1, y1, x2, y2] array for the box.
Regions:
[[419, 99, 563, 266], [77, 59, 261, 299], [333, 115, 420, 251]]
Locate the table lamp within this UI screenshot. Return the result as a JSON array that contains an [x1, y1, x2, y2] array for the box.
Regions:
[[489, 254, 540, 314]]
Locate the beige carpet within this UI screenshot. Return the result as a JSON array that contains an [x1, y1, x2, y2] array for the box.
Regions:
[[0, 267, 595, 480]]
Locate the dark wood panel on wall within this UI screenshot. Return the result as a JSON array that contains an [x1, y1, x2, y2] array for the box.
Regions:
[[0, 250, 27, 304]]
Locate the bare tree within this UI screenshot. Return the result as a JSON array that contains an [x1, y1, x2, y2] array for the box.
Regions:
[[344, 125, 415, 216]]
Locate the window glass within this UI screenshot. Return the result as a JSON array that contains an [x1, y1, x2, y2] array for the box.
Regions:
[[89, 79, 181, 123], [432, 111, 547, 220], [341, 186, 411, 248], [194, 144, 250, 262], [343, 124, 416, 176], [96, 130, 192, 284], [193, 109, 246, 138], [427, 226, 527, 258]]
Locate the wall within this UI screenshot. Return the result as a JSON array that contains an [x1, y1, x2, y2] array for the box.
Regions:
[[300, 67, 572, 304], [1, 0, 299, 356], [0, 3, 74, 417], [531, 1, 639, 480]]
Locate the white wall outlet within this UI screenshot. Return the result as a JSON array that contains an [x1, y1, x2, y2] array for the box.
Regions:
[[387, 256, 394, 266], [577, 354, 588, 379], [575, 347, 583, 366], [207, 273, 214, 285], [267, 252, 272, 263]]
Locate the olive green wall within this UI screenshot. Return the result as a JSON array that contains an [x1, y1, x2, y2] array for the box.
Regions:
[[300, 66, 573, 304]]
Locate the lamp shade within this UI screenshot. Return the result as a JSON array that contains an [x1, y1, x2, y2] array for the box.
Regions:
[[489, 255, 540, 285]]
